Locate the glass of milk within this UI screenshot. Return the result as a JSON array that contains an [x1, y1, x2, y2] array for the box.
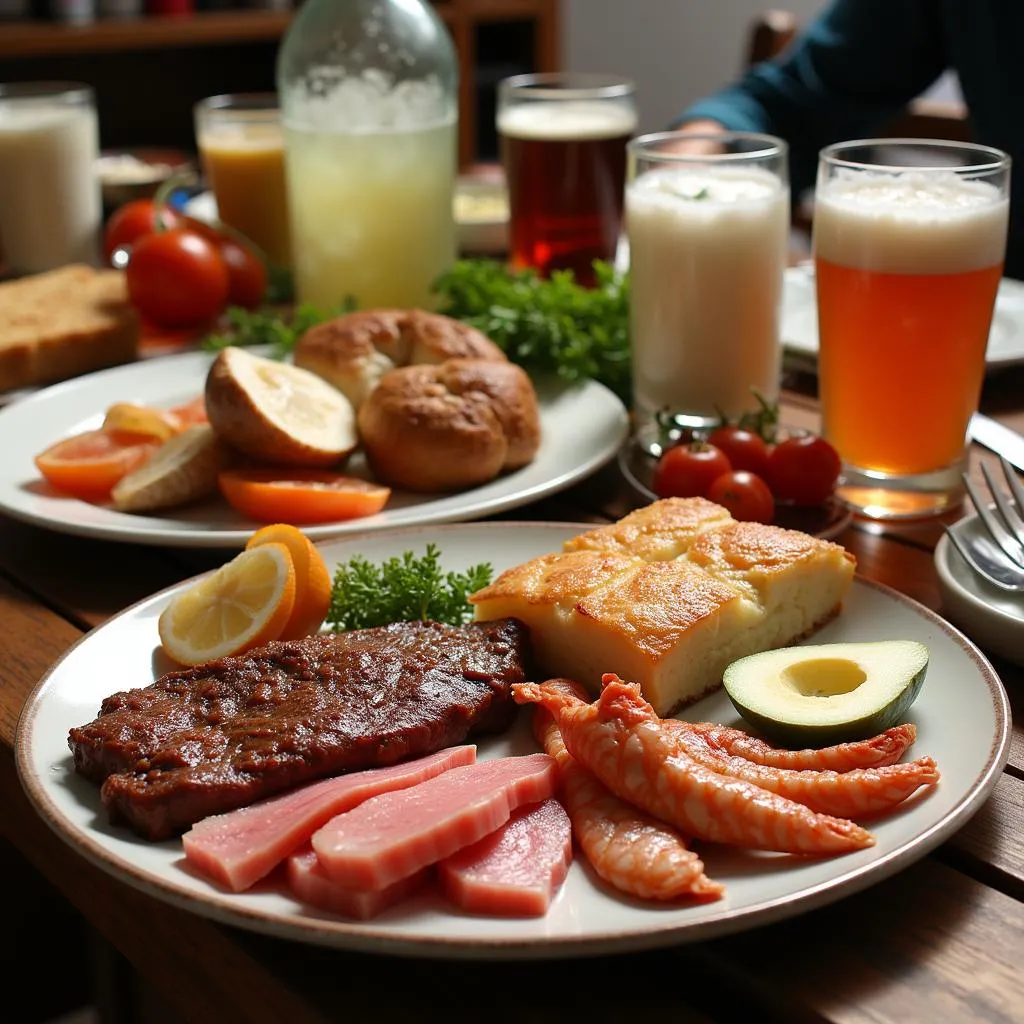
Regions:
[[0, 82, 102, 275], [625, 132, 789, 455]]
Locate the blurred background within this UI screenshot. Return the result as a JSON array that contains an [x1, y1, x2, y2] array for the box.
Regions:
[[0, 0, 965, 170]]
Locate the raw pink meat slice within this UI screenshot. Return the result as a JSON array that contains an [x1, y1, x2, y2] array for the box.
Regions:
[[312, 753, 558, 891], [182, 745, 477, 892], [438, 798, 572, 917], [287, 846, 429, 920]]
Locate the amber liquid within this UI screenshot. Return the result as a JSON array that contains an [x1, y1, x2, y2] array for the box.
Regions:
[[199, 124, 292, 268], [501, 131, 631, 287], [816, 258, 1002, 475]]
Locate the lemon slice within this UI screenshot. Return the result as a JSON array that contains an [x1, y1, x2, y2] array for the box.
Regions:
[[246, 523, 332, 639], [204, 346, 358, 467], [158, 542, 297, 666]]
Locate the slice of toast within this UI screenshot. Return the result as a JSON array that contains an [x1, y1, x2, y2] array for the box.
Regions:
[[0, 265, 140, 392], [470, 497, 857, 716]]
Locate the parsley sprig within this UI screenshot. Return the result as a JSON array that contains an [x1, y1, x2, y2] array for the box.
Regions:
[[326, 544, 493, 632], [432, 258, 632, 404]]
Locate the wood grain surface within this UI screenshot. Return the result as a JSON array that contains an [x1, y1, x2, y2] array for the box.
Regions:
[[2, 376, 1022, 1024]]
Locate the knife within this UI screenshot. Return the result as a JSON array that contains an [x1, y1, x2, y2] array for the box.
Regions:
[[968, 413, 1024, 473]]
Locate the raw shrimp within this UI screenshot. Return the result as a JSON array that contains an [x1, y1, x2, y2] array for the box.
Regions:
[[534, 680, 723, 902], [682, 721, 918, 771], [662, 721, 939, 819], [513, 676, 875, 856]]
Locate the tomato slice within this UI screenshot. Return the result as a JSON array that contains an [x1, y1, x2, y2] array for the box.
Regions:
[[35, 428, 161, 501], [218, 469, 391, 525], [167, 394, 209, 429]]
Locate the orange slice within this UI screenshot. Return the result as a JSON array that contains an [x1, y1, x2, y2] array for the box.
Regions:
[[246, 523, 332, 639], [158, 542, 297, 666]]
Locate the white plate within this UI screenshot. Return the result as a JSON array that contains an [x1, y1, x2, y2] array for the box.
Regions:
[[935, 513, 1024, 667], [16, 522, 1011, 960], [0, 351, 628, 548], [781, 265, 1024, 370]]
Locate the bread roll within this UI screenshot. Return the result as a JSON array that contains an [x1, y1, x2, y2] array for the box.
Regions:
[[357, 358, 542, 493], [293, 309, 506, 411]]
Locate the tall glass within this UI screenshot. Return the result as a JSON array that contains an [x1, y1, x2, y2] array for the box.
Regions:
[[194, 93, 291, 268], [0, 82, 101, 274], [497, 73, 637, 287], [626, 131, 789, 455], [814, 139, 1010, 519]]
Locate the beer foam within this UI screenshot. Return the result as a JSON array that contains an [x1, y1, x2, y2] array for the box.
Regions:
[[497, 100, 637, 141], [814, 169, 1008, 274], [628, 165, 782, 210]]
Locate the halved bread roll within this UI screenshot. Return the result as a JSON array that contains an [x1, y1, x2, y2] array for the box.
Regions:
[[357, 358, 542, 493], [293, 309, 506, 412], [470, 497, 856, 716]]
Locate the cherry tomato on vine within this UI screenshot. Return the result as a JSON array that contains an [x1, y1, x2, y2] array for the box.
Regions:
[[103, 199, 184, 263], [652, 442, 732, 499], [125, 228, 230, 329], [706, 425, 771, 478], [707, 470, 776, 523], [766, 434, 842, 506]]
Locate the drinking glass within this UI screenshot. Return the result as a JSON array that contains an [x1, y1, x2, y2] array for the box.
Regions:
[[497, 72, 637, 287], [625, 131, 789, 455], [194, 93, 291, 268], [813, 139, 1010, 519], [0, 82, 101, 274]]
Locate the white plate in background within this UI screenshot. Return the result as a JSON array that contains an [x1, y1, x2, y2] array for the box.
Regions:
[[0, 350, 628, 548], [781, 265, 1024, 371]]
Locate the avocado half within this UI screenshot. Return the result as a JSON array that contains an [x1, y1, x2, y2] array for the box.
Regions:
[[721, 640, 929, 747]]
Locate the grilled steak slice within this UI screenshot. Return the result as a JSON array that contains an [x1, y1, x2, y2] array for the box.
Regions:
[[68, 618, 533, 841]]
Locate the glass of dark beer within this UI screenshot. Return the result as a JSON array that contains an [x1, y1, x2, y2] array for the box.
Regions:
[[497, 73, 637, 287]]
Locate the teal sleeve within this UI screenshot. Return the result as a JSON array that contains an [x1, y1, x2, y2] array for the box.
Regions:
[[673, 0, 949, 194]]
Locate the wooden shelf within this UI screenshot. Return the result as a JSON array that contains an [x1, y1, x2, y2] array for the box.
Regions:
[[0, 10, 294, 58], [0, 0, 560, 166]]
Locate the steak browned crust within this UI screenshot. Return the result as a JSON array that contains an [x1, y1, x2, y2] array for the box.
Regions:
[[67, 618, 533, 841]]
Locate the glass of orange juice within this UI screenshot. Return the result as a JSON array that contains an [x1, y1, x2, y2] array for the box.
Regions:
[[813, 139, 1010, 520], [194, 93, 291, 269]]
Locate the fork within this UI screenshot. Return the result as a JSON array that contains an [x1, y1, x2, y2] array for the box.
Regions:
[[944, 456, 1024, 593]]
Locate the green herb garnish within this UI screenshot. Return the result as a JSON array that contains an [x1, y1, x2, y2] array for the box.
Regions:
[[201, 295, 356, 358], [326, 543, 493, 632], [432, 258, 632, 404]]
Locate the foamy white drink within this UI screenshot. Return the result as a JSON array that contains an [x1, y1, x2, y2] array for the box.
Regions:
[[0, 100, 100, 273], [627, 165, 789, 424]]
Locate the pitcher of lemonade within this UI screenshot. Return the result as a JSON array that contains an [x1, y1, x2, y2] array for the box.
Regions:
[[276, 0, 458, 311]]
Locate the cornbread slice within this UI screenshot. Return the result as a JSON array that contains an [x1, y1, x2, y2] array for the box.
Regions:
[[0, 265, 140, 392], [685, 521, 855, 646], [470, 498, 857, 716], [563, 496, 735, 562]]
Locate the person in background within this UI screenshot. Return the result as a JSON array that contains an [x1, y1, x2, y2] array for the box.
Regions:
[[670, 0, 1024, 278]]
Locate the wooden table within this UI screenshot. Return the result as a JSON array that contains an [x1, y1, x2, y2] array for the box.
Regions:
[[2, 364, 1023, 1024]]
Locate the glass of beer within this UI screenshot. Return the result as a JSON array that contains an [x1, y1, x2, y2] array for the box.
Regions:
[[194, 93, 292, 269], [497, 73, 637, 287], [626, 131, 790, 455], [814, 139, 1010, 519]]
